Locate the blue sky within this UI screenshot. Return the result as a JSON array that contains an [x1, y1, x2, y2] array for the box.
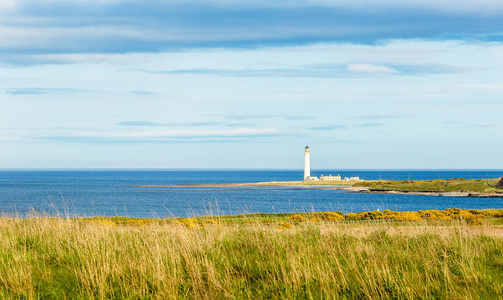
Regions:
[[1, 0, 502, 169]]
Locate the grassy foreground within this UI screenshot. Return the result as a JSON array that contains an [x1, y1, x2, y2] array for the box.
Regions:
[[1, 210, 503, 299]]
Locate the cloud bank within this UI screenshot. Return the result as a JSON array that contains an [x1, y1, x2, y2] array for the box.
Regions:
[[1, 0, 503, 64], [139, 62, 467, 78], [38, 128, 286, 143]]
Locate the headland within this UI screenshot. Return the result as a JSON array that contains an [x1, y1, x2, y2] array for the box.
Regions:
[[135, 177, 503, 198], [134, 179, 362, 188]]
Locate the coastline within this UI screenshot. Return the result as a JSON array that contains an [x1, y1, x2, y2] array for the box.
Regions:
[[134, 178, 503, 198], [353, 187, 503, 198], [133, 180, 359, 188]]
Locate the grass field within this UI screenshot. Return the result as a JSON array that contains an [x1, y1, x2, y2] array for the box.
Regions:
[[1, 209, 503, 299], [355, 178, 503, 194]]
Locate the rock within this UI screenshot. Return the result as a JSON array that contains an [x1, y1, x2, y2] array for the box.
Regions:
[[497, 177, 503, 189]]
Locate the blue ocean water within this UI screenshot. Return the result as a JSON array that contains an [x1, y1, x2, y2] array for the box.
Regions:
[[0, 170, 502, 218]]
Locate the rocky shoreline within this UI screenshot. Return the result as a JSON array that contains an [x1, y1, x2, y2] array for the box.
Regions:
[[341, 187, 503, 198]]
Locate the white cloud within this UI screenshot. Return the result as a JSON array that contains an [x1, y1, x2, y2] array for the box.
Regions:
[[0, 0, 16, 11], [346, 63, 399, 74], [457, 84, 503, 91], [106, 128, 281, 138], [306, 0, 503, 14], [33, 128, 285, 142], [11, 0, 503, 14]]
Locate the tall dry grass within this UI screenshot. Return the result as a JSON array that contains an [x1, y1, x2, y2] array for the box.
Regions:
[[0, 216, 502, 299]]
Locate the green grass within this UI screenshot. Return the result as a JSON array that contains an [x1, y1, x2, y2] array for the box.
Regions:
[[356, 178, 503, 194], [1, 210, 503, 299]]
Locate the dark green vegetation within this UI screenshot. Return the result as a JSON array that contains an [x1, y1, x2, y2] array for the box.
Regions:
[[1, 209, 503, 299], [355, 177, 503, 195]]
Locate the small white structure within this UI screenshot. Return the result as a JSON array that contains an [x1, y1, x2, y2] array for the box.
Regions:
[[320, 174, 342, 181], [343, 176, 362, 181]]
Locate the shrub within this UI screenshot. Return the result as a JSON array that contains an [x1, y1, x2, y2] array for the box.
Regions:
[[277, 222, 294, 229], [380, 211, 422, 222], [203, 219, 221, 226], [497, 177, 503, 188], [81, 219, 117, 227], [344, 213, 358, 220], [118, 219, 155, 226], [483, 210, 503, 218], [172, 220, 184, 226], [464, 215, 483, 226], [242, 220, 260, 226], [180, 218, 199, 228], [288, 214, 306, 222], [308, 212, 344, 222], [418, 210, 452, 221]]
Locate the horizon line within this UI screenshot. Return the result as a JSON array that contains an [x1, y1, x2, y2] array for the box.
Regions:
[[1, 168, 503, 171]]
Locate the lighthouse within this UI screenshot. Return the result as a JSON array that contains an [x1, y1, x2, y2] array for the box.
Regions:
[[304, 145, 310, 180]]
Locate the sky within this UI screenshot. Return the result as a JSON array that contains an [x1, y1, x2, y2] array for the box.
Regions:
[[1, 0, 502, 169]]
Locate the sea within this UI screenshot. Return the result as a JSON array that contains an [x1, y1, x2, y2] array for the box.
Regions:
[[0, 170, 502, 218]]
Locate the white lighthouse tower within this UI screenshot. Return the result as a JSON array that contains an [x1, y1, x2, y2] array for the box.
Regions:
[[304, 145, 311, 180]]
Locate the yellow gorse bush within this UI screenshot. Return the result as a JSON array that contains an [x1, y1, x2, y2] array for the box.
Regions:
[[69, 208, 502, 229], [308, 212, 344, 222], [418, 210, 452, 221], [277, 222, 294, 229], [80, 219, 117, 227], [483, 210, 503, 218], [288, 214, 306, 222], [343, 208, 495, 225], [179, 218, 199, 228], [116, 219, 155, 226], [242, 220, 260, 226], [203, 219, 222, 226]]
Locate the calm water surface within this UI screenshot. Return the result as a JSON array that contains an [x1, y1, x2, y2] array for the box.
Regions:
[[0, 170, 502, 217]]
